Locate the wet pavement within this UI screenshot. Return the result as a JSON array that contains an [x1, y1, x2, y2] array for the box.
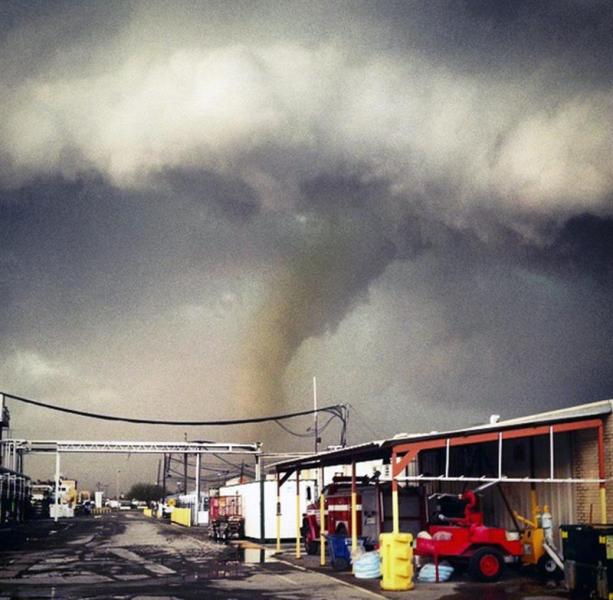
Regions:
[[0, 513, 378, 599], [277, 548, 570, 600], [0, 514, 571, 599]]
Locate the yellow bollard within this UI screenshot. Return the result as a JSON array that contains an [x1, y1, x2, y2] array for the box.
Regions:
[[320, 484, 326, 566], [296, 471, 301, 559], [351, 461, 357, 555], [380, 532, 414, 591]]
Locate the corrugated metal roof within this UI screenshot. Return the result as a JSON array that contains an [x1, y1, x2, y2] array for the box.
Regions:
[[387, 398, 613, 445], [271, 398, 612, 472]]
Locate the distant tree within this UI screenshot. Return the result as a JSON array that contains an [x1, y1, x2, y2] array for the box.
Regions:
[[126, 483, 164, 503]]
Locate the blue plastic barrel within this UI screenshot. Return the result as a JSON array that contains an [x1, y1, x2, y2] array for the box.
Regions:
[[326, 535, 366, 571]]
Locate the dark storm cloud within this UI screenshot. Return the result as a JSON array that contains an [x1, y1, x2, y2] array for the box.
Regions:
[[359, 0, 613, 82], [539, 213, 613, 282], [1, 1, 613, 487], [158, 169, 261, 222]]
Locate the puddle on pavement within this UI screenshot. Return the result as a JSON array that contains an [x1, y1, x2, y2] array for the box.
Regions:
[[236, 547, 277, 564]]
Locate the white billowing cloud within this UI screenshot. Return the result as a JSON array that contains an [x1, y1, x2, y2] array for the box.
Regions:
[[2, 45, 341, 187], [7, 350, 73, 381], [2, 42, 612, 226], [494, 94, 613, 211], [2, 350, 121, 411]]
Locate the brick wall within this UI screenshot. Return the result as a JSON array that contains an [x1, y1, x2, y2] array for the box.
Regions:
[[572, 415, 612, 524]]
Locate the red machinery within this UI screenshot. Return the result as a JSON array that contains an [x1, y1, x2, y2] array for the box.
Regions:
[[301, 476, 425, 555], [414, 491, 523, 582], [208, 494, 245, 541]]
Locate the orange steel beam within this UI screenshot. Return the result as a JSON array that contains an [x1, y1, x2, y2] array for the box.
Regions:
[[597, 421, 606, 481], [392, 418, 603, 478]]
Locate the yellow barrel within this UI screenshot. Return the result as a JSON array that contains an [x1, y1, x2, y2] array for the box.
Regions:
[[380, 532, 414, 591]]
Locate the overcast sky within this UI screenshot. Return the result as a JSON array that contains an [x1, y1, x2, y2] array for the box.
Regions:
[[1, 1, 612, 491]]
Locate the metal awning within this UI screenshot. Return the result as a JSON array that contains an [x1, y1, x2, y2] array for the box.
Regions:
[[271, 398, 612, 473]]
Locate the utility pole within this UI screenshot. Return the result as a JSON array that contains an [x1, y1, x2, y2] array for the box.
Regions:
[[156, 459, 161, 488], [162, 454, 167, 501], [54, 450, 60, 523], [195, 453, 201, 526], [116, 469, 121, 500], [183, 453, 188, 494], [313, 376, 319, 454]]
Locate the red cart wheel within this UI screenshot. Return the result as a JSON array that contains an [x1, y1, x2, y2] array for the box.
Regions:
[[468, 547, 504, 582]]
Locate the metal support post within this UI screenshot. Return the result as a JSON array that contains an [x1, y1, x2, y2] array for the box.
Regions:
[[529, 437, 537, 519], [257, 454, 265, 543], [498, 433, 503, 479], [195, 453, 201, 526], [319, 466, 325, 566], [444, 438, 450, 478], [162, 454, 167, 502], [392, 452, 399, 534], [54, 450, 60, 523], [351, 460, 357, 555], [313, 376, 318, 454], [255, 451, 261, 481], [549, 426, 554, 480], [598, 421, 607, 522], [295, 470, 301, 559], [276, 471, 281, 552]]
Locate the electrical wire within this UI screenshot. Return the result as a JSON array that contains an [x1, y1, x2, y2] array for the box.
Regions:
[[211, 453, 255, 474], [346, 402, 383, 439], [273, 420, 313, 438], [166, 466, 236, 481], [274, 413, 337, 438], [2, 391, 343, 427], [168, 455, 254, 477], [167, 456, 246, 473]]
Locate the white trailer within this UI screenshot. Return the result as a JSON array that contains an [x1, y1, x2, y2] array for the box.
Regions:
[[219, 478, 316, 540]]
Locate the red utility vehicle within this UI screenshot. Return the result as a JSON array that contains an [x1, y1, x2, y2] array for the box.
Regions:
[[414, 490, 523, 582], [208, 494, 245, 541], [301, 475, 424, 556], [302, 476, 377, 555]]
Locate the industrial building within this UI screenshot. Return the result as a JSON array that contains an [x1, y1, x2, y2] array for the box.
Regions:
[[273, 399, 612, 552]]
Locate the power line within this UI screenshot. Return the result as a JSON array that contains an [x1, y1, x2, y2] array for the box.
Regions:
[[168, 455, 254, 475], [274, 413, 337, 438], [346, 402, 385, 439], [274, 420, 313, 438], [211, 453, 255, 473], [2, 391, 344, 427]]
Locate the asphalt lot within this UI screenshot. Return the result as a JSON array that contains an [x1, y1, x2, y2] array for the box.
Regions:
[[0, 513, 569, 599], [0, 513, 379, 599]]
